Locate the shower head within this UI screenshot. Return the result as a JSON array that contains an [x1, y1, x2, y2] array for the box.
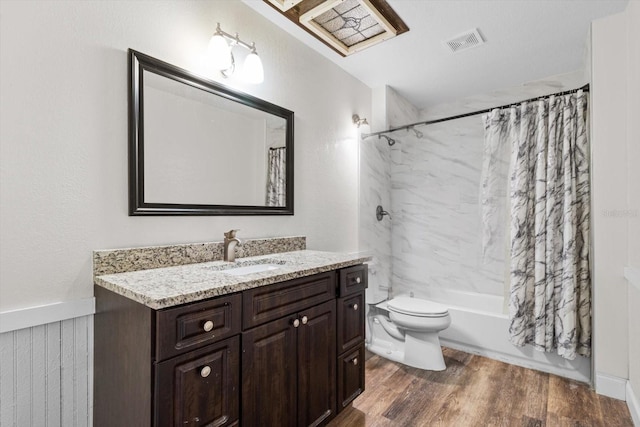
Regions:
[[378, 134, 396, 146]]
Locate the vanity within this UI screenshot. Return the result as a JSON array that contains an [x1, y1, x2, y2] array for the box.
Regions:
[[102, 50, 367, 426], [93, 237, 369, 427]]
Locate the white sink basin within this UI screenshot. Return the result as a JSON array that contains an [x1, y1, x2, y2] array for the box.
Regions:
[[221, 264, 282, 276]]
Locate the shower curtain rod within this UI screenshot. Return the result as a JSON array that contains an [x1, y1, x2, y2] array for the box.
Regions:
[[361, 83, 590, 140]]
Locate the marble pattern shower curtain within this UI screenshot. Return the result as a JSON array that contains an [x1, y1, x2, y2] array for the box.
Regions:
[[266, 147, 286, 207], [482, 90, 591, 360]]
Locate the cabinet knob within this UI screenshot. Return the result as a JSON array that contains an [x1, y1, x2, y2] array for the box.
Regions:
[[203, 320, 214, 332], [292, 318, 300, 328], [352, 358, 358, 366], [355, 277, 361, 284], [301, 316, 308, 325], [200, 366, 211, 378], [352, 304, 358, 311]]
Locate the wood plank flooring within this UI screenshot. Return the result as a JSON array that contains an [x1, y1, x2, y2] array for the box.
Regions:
[[328, 348, 633, 427]]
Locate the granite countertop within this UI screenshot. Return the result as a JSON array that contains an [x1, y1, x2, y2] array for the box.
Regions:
[[95, 250, 370, 310]]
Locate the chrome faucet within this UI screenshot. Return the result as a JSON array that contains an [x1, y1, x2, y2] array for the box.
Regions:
[[223, 229, 242, 262]]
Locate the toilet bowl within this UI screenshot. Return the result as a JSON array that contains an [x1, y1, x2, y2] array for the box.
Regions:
[[367, 295, 451, 371]]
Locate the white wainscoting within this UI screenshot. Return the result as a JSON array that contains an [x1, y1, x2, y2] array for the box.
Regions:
[[0, 301, 94, 427]]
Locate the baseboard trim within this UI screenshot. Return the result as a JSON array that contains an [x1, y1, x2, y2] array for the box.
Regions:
[[628, 381, 640, 427], [595, 372, 628, 400], [0, 298, 96, 333]]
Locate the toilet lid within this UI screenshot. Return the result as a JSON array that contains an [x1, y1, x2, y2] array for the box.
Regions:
[[387, 296, 449, 317]]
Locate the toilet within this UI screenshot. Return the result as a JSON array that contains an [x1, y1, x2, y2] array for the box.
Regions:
[[367, 295, 451, 371]]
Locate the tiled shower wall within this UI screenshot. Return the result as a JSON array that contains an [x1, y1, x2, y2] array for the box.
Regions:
[[389, 114, 507, 300], [363, 78, 586, 306], [359, 123, 393, 303]]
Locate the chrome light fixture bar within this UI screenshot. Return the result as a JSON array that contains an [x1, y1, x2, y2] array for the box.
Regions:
[[208, 23, 264, 84]]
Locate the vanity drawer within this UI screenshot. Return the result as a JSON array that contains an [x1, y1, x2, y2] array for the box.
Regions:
[[337, 291, 365, 354], [338, 264, 368, 297], [242, 271, 336, 329], [156, 293, 242, 361], [337, 343, 365, 412]]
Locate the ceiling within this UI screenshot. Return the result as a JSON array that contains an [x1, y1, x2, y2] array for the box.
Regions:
[[243, 0, 628, 110]]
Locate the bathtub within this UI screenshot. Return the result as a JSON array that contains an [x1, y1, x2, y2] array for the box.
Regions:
[[367, 288, 591, 383]]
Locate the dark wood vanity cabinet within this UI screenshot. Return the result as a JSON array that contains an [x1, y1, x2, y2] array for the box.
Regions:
[[242, 299, 336, 427], [155, 336, 240, 427], [94, 264, 366, 427], [336, 264, 367, 413], [93, 288, 242, 427], [242, 271, 337, 427]]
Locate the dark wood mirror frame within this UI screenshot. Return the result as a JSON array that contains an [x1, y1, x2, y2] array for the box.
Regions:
[[128, 49, 294, 216]]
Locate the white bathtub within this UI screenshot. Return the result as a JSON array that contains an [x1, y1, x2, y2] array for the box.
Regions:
[[367, 288, 591, 383]]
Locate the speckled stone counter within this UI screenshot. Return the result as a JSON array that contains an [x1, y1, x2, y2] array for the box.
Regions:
[[95, 250, 371, 310], [93, 236, 307, 276]]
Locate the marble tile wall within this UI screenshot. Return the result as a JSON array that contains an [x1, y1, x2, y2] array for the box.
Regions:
[[362, 75, 586, 302], [389, 114, 507, 298], [359, 132, 393, 303]]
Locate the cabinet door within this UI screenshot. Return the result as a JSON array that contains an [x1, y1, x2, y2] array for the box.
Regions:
[[242, 315, 298, 427], [337, 291, 365, 354], [155, 336, 239, 427], [297, 300, 337, 427], [337, 344, 365, 412]]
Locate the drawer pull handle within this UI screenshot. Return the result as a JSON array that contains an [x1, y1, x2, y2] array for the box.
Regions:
[[352, 358, 358, 366], [355, 277, 362, 284], [292, 318, 300, 328], [301, 316, 308, 325], [200, 366, 211, 378], [352, 304, 359, 311], [203, 320, 214, 332]]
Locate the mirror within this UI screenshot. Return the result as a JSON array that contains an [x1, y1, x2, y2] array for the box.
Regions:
[[129, 49, 294, 215]]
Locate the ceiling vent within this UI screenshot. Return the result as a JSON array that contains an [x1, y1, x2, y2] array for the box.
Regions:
[[444, 28, 484, 53]]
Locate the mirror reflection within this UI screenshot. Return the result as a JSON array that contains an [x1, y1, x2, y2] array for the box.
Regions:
[[143, 71, 287, 206], [129, 50, 294, 216]]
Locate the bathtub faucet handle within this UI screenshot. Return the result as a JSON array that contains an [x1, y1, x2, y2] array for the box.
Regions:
[[376, 205, 391, 221]]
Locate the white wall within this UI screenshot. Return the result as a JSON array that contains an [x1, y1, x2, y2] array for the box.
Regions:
[[0, 0, 370, 312], [625, 1, 640, 421], [592, 5, 640, 420], [591, 8, 631, 394]]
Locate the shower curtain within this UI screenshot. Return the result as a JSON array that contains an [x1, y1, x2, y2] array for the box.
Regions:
[[266, 147, 286, 207], [482, 90, 591, 360]]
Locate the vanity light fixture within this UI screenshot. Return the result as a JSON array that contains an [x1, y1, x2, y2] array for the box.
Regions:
[[208, 23, 264, 84], [352, 114, 369, 128]]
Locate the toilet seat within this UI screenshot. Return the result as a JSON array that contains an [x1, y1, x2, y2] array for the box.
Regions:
[[387, 296, 449, 318]]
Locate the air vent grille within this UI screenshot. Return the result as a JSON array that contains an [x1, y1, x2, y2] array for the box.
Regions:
[[444, 28, 484, 53]]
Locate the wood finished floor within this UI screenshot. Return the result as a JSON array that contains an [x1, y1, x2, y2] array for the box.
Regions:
[[329, 348, 633, 427]]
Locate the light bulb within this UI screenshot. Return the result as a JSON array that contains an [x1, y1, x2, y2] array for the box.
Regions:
[[208, 34, 232, 70], [243, 52, 264, 84]]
